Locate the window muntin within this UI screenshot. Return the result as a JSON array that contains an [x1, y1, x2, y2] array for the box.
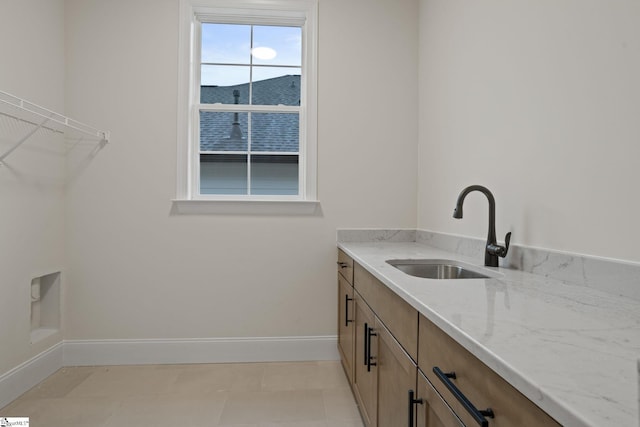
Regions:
[[196, 22, 303, 198]]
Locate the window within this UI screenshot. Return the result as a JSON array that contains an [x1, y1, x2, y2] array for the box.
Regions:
[[176, 0, 318, 214]]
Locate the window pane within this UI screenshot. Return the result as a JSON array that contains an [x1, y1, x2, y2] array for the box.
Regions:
[[252, 70, 301, 106], [201, 65, 250, 92], [251, 113, 299, 152], [201, 82, 249, 105], [252, 26, 301, 66], [250, 155, 299, 195], [200, 154, 247, 195], [201, 23, 251, 64], [200, 111, 248, 152]]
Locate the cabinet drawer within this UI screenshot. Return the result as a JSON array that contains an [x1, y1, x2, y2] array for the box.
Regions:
[[354, 263, 418, 362], [337, 249, 354, 284], [416, 369, 464, 427], [419, 315, 560, 427]]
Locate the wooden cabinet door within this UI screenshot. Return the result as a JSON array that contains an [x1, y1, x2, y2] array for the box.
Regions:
[[353, 292, 377, 427], [415, 370, 464, 427], [376, 319, 417, 427], [338, 274, 355, 384]]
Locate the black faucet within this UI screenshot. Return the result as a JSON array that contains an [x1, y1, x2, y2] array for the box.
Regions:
[[453, 185, 511, 267]]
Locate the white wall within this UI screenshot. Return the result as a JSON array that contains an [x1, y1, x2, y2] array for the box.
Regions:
[[417, 0, 640, 263], [0, 0, 66, 374], [63, 0, 418, 340]]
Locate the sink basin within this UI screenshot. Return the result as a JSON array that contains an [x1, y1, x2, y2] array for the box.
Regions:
[[386, 259, 492, 279]]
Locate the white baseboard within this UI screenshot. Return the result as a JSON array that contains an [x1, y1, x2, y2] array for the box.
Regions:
[[1, 336, 338, 408], [63, 335, 339, 366], [0, 342, 63, 409]]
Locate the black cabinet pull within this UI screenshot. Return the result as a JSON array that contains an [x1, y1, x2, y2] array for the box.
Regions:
[[366, 325, 377, 372], [344, 294, 353, 327], [363, 323, 369, 365], [408, 389, 423, 427], [337, 261, 349, 268], [433, 367, 495, 427]]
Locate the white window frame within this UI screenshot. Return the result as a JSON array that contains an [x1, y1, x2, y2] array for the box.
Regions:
[[175, 0, 318, 215]]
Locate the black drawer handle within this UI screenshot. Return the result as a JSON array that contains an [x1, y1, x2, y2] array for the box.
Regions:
[[337, 261, 349, 269], [344, 294, 353, 326], [408, 389, 423, 427], [366, 325, 377, 372], [363, 323, 369, 365], [433, 367, 495, 427]]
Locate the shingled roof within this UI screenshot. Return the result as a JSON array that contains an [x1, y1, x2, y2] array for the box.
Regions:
[[200, 75, 300, 153]]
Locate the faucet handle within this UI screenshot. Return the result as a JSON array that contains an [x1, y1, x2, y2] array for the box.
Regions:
[[502, 232, 511, 257], [487, 232, 511, 258]]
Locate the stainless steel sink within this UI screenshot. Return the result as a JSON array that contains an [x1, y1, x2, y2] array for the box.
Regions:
[[386, 259, 492, 279]]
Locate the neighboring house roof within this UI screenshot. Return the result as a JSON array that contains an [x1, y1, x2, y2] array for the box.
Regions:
[[200, 75, 300, 153]]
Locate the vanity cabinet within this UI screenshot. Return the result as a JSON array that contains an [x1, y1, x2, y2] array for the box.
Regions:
[[337, 251, 562, 427]]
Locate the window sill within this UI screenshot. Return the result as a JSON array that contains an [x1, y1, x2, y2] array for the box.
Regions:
[[171, 199, 321, 215]]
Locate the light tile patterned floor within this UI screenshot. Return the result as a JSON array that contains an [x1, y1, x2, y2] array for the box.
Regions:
[[0, 361, 364, 427]]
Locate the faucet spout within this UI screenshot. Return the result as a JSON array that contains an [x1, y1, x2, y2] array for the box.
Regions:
[[453, 185, 510, 267]]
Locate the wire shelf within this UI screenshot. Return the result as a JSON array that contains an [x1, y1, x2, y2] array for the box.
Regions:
[[0, 89, 110, 162]]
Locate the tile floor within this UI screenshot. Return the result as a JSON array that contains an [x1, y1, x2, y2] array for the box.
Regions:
[[0, 361, 364, 426]]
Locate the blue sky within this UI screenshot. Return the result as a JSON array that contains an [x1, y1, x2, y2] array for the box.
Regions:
[[201, 24, 301, 87]]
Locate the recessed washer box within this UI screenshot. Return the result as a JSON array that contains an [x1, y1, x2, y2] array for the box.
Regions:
[[30, 271, 60, 343]]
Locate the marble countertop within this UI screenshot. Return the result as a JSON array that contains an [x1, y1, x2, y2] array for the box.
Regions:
[[338, 240, 640, 427]]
